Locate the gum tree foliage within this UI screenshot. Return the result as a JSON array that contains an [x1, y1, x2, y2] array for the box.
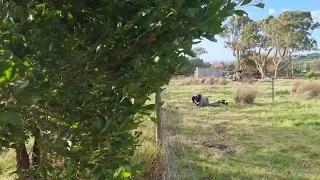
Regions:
[[241, 18, 274, 77], [263, 11, 319, 78], [233, 11, 319, 78], [311, 61, 320, 71], [221, 15, 253, 70], [0, 0, 263, 179]]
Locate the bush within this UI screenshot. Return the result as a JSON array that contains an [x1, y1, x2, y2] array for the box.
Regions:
[[234, 85, 261, 104], [291, 80, 320, 99], [304, 71, 320, 79], [0, 0, 257, 179]]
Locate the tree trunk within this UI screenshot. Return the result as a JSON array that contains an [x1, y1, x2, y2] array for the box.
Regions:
[[260, 62, 267, 78], [291, 61, 294, 78], [31, 136, 41, 179], [274, 66, 279, 79], [235, 59, 241, 71], [32, 137, 40, 168], [15, 143, 30, 179]]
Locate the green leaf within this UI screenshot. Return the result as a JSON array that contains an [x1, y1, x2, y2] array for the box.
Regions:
[[121, 170, 131, 178], [0, 60, 12, 74], [67, 12, 73, 19], [114, 167, 122, 177], [30, 95, 42, 103], [0, 112, 21, 125], [49, 43, 53, 52], [142, 104, 155, 111], [71, 145, 81, 152], [254, 3, 265, 9], [183, 47, 196, 57], [117, 119, 139, 133], [234, 10, 248, 16], [241, 0, 252, 6], [150, 117, 159, 124], [23, 61, 30, 67], [4, 67, 15, 81], [206, 36, 217, 42], [16, 80, 29, 89], [71, 123, 78, 129], [131, 161, 146, 174], [12, 33, 25, 41]]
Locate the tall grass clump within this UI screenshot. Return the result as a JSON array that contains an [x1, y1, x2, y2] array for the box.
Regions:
[[234, 84, 261, 104], [217, 78, 229, 85], [291, 80, 320, 99]]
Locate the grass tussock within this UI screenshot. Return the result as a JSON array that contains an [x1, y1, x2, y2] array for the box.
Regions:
[[291, 80, 320, 99], [235, 84, 261, 104], [239, 77, 256, 84], [217, 78, 229, 85]]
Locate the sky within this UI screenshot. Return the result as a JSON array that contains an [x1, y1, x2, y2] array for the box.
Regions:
[[196, 0, 320, 63]]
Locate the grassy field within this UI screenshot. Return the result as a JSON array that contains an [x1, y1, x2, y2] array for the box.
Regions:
[[162, 79, 320, 180], [1, 79, 319, 180]]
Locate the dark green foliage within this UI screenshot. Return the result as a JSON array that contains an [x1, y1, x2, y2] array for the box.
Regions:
[[0, 0, 261, 179], [305, 71, 320, 78]]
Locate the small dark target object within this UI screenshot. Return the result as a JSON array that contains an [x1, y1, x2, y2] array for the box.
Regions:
[[218, 100, 228, 106]]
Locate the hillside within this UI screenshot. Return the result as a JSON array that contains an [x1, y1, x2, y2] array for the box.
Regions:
[[293, 53, 320, 62]]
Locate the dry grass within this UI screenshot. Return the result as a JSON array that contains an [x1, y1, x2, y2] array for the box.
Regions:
[[292, 80, 320, 99], [179, 77, 229, 86], [217, 78, 229, 85], [139, 154, 165, 180], [239, 77, 256, 84], [234, 84, 261, 104]]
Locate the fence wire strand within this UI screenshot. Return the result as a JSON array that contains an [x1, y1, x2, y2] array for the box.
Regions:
[[160, 90, 196, 180]]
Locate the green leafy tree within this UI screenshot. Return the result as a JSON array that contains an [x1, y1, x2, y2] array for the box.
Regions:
[[311, 60, 320, 71], [221, 61, 236, 71], [221, 15, 253, 71], [240, 18, 274, 77], [0, 0, 263, 179], [181, 47, 211, 75], [264, 11, 319, 78]]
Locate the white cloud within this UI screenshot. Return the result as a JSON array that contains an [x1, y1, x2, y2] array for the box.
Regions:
[[281, 8, 289, 12], [311, 10, 320, 23], [269, 8, 276, 14]]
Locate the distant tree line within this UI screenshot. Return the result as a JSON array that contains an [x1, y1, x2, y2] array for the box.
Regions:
[[221, 11, 320, 78]]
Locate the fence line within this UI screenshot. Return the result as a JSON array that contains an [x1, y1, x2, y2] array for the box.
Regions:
[[158, 89, 196, 180]]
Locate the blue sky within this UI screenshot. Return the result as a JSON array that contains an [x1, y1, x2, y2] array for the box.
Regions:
[[196, 0, 320, 62]]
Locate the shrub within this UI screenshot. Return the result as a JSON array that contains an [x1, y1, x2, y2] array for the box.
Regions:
[[234, 85, 261, 104], [304, 71, 320, 79], [199, 78, 207, 83], [0, 0, 259, 179], [291, 80, 320, 99]]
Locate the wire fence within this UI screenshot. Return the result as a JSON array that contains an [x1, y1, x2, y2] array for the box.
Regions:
[[159, 90, 197, 180]]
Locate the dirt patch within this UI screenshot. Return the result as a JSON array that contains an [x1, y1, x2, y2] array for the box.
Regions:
[[201, 141, 236, 155], [215, 126, 226, 134]]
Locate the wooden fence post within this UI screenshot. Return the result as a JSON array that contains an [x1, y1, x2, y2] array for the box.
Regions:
[[272, 78, 275, 101], [155, 88, 162, 142]]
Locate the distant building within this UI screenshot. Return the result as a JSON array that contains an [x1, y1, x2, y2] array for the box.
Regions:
[[194, 67, 222, 78], [212, 61, 223, 70]]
